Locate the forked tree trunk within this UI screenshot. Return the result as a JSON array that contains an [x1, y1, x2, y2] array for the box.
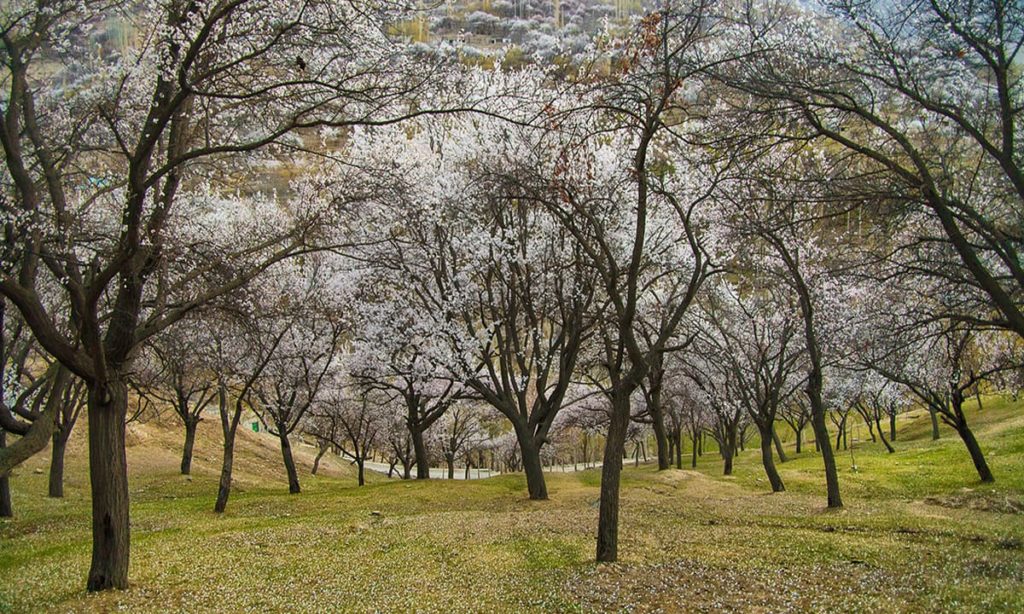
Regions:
[[278, 432, 300, 494], [759, 425, 785, 492], [596, 388, 631, 562], [48, 430, 69, 498], [180, 418, 198, 475], [85, 379, 131, 591]]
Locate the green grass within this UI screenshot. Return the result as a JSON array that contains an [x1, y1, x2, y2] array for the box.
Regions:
[[1, 397, 1022, 612]]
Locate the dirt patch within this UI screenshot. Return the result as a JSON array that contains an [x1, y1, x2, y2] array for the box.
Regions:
[[922, 492, 1024, 515]]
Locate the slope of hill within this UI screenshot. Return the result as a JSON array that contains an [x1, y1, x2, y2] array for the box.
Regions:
[[1, 398, 1022, 612]]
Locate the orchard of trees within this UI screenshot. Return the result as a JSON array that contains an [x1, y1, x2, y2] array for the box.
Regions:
[[2, 0, 1022, 595]]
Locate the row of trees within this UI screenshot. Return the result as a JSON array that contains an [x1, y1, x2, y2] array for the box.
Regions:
[[2, 0, 1021, 593]]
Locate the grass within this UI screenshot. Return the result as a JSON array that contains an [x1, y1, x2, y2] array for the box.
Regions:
[[1, 398, 1022, 612]]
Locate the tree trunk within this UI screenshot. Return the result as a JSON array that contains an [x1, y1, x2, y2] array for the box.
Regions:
[[759, 426, 785, 492], [357, 459, 365, 486], [446, 456, 455, 480], [953, 410, 993, 483], [772, 427, 788, 463], [722, 442, 734, 475], [675, 429, 683, 469], [889, 413, 897, 441], [596, 388, 630, 562], [48, 431, 69, 498], [929, 406, 940, 440], [0, 431, 11, 517], [311, 443, 328, 475], [86, 379, 130, 591], [652, 417, 669, 470], [214, 387, 236, 514], [465, 462, 471, 480], [180, 419, 198, 475], [214, 433, 234, 513], [402, 459, 412, 480], [875, 416, 894, 454], [411, 426, 430, 480], [794, 426, 802, 453], [690, 431, 698, 468], [809, 400, 842, 508], [278, 432, 300, 494], [517, 432, 548, 500]]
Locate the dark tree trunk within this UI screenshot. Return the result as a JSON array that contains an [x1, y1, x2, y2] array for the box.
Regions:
[[809, 402, 841, 508], [180, 418, 198, 475], [675, 429, 683, 469], [48, 430, 69, 498], [278, 432, 300, 494], [795, 427, 802, 454], [956, 423, 993, 483], [596, 388, 630, 562], [652, 415, 669, 470], [85, 379, 130, 591], [214, 387, 237, 514], [722, 442, 734, 475], [446, 456, 455, 480], [759, 426, 785, 492], [411, 426, 430, 480], [465, 462, 471, 480], [875, 416, 894, 454], [772, 427, 788, 463], [518, 432, 548, 500], [311, 443, 328, 475], [889, 413, 897, 441], [691, 431, 698, 468], [215, 434, 234, 513], [929, 406, 940, 440], [402, 460, 412, 480], [0, 431, 11, 517], [357, 459, 365, 486]]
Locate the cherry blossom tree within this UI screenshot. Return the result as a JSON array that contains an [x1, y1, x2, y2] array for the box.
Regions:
[[727, 0, 1024, 339], [134, 321, 218, 475], [0, 0, 476, 589]]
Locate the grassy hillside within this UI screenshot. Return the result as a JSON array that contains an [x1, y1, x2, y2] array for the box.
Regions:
[[1, 399, 1022, 612]]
